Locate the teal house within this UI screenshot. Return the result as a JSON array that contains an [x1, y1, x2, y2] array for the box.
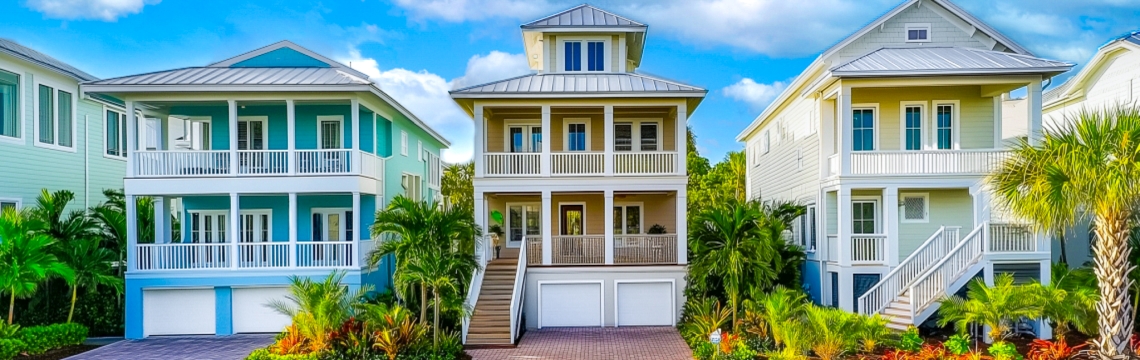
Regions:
[[0, 38, 127, 211], [82, 41, 448, 339]]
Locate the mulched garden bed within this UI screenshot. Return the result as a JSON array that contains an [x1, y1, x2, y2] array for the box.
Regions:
[[18, 344, 102, 360]]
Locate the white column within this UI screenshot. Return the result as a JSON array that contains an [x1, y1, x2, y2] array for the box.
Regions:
[[474, 191, 486, 258], [884, 187, 899, 267], [1038, 258, 1054, 339], [228, 100, 238, 176], [604, 190, 614, 264], [838, 85, 853, 176], [372, 113, 378, 155], [352, 192, 361, 267], [153, 197, 170, 244], [676, 102, 687, 175], [351, 99, 361, 174], [604, 105, 614, 176], [1027, 80, 1043, 146], [676, 189, 688, 264], [837, 186, 851, 268], [540, 105, 551, 177], [287, 99, 296, 175], [125, 194, 137, 271], [474, 105, 485, 178], [993, 96, 1003, 148], [229, 192, 239, 268], [125, 101, 137, 177], [541, 190, 552, 265], [820, 98, 835, 178], [288, 192, 297, 268]]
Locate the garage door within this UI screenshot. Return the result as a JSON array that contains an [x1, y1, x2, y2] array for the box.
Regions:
[[144, 288, 216, 336], [233, 287, 293, 333], [616, 282, 674, 326], [539, 282, 602, 328]]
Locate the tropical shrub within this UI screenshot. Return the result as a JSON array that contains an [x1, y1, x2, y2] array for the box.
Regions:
[[804, 305, 857, 360], [244, 348, 322, 360], [363, 303, 428, 360], [988, 341, 1022, 360], [759, 286, 806, 348], [897, 327, 923, 353], [943, 333, 972, 356], [267, 271, 368, 354], [679, 297, 731, 347], [0, 338, 25, 360], [938, 274, 1042, 341], [268, 325, 308, 355], [0, 323, 18, 339], [14, 323, 88, 355], [1027, 338, 1086, 360], [1033, 264, 1097, 338], [855, 313, 891, 353], [0, 207, 75, 325]]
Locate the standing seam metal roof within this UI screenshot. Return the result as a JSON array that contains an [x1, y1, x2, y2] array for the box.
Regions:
[[449, 73, 704, 95], [0, 38, 98, 82], [522, 4, 646, 28], [830, 47, 1073, 75], [85, 67, 371, 86]]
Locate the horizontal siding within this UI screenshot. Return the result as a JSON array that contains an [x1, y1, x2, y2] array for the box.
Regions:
[[851, 86, 996, 150], [747, 95, 820, 204], [831, 2, 990, 64], [1046, 49, 1140, 126]]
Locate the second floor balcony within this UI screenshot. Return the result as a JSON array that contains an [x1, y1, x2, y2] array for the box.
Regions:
[[826, 149, 1010, 177], [484, 151, 679, 177], [135, 149, 385, 179]]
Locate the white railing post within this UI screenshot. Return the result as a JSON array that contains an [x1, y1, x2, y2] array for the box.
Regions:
[[541, 191, 552, 265], [287, 99, 296, 175], [540, 105, 551, 177], [228, 100, 238, 176], [289, 192, 297, 268], [604, 190, 614, 264]]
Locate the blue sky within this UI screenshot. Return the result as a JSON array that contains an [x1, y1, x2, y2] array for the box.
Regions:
[[4, 0, 1138, 163]]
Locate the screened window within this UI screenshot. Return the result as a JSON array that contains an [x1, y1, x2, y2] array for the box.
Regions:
[[567, 123, 586, 151], [106, 110, 127, 157], [614, 123, 633, 151], [904, 106, 922, 150], [0, 70, 18, 139], [852, 109, 874, 151], [902, 195, 928, 222], [936, 104, 953, 149]]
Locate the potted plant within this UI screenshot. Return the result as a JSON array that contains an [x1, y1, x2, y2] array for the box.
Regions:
[[647, 224, 667, 234], [489, 210, 505, 259]]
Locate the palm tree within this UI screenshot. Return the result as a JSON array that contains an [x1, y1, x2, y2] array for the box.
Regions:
[[989, 106, 1140, 358], [401, 252, 469, 346], [267, 271, 368, 353], [56, 238, 123, 323], [1034, 264, 1098, 338], [0, 208, 75, 324], [938, 274, 1043, 341], [27, 189, 98, 244]]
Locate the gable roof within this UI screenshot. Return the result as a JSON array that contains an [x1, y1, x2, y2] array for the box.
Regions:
[[209, 40, 371, 79], [0, 38, 97, 82], [86, 67, 371, 86], [831, 47, 1072, 77], [450, 72, 705, 97], [1044, 31, 1140, 108], [521, 4, 646, 30]]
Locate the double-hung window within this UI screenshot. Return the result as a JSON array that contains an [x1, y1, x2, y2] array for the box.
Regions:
[[936, 104, 954, 150], [613, 204, 642, 235], [613, 121, 660, 152], [36, 83, 73, 149], [105, 110, 127, 157], [563, 39, 606, 72], [566, 123, 586, 151], [852, 108, 875, 151], [904, 105, 922, 150], [0, 69, 18, 139]]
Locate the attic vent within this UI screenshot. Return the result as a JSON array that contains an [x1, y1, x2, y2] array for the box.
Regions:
[[905, 23, 931, 42], [901, 194, 928, 222]]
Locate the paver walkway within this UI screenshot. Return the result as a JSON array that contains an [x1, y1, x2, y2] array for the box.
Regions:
[[66, 334, 275, 360], [468, 327, 692, 360]]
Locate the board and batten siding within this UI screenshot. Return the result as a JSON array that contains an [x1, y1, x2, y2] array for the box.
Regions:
[[747, 95, 821, 204], [849, 86, 997, 150], [829, 2, 992, 64]]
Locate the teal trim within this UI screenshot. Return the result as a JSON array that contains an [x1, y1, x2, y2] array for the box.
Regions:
[[377, 116, 392, 157], [215, 287, 233, 335], [230, 48, 331, 68], [359, 108, 374, 153]]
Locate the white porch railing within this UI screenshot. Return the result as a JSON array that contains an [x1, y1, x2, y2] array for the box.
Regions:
[[359, 152, 383, 180], [509, 241, 527, 344], [551, 235, 605, 265], [850, 235, 887, 263], [614, 235, 677, 264], [237, 150, 289, 175], [236, 242, 290, 268], [857, 226, 960, 315], [988, 223, 1035, 252], [526, 236, 542, 265], [134, 242, 369, 271], [135, 243, 231, 270], [295, 241, 355, 267], [296, 149, 352, 175], [614, 151, 676, 175], [849, 150, 1010, 176], [484, 153, 541, 176], [552, 152, 604, 175], [908, 225, 986, 316], [135, 150, 230, 177]]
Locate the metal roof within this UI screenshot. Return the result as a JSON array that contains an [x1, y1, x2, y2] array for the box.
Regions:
[[830, 47, 1073, 77], [521, 4, 646, 29], [449, 73, 705, 97], [0, 38, 97, 82], [86, 67, 370, 86]]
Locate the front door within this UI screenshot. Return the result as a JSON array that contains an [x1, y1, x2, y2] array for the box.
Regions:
[[507, 204, 540, 248], [507, 125, 542, 153], [560, 205, 584, 236]]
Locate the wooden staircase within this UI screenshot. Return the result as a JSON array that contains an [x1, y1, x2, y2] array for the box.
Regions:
[[882, 292, 912, 331], [466, 248, 520, 346]]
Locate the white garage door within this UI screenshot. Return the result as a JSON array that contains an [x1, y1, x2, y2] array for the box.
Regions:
[[144, 288, 216, 336], [617, 282, 674, 326], [233, 287, 293, 333], [539, 282, 602, 328]]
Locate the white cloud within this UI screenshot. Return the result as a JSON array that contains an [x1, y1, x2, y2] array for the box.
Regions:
[[723, 78, 787, 111], [25, 0, 158, 21], [392, 0, 557, 22], [449, 51, 532, 90]]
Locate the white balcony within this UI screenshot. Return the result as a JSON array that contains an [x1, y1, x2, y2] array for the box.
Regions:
[[850, 234, 886, 264], [133, 241, 363, 271], [482, 151, 681, 177], [133, 149, 384, 180], [525, 234, 679, 266], [828, 150, 1010, 177]]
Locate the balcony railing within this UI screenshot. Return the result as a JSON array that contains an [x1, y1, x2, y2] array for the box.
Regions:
[[133, 149, 384, 178], [987, 223, 1035, 252], [237, 150, 289, 175], [485, 153, 541, 176], [847, 150, 1010, 176], [133, 241, 363, 271], [526, 236, 542, 265], [551, 235, 605, 265], [483, 151, 681, 177], [614, 151, 676, 175], [614, 234, 677, 264], [552, 152, 603, 175], [851, 234, 887, 263]]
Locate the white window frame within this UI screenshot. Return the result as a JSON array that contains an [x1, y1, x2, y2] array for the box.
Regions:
[[761, 130, 770, 154], [505, 202, 543, 244], [103, 106, 128, 160], [311, 208, 353, 242], [0, 67, 23, 145], [557, 202, 588, 236], [316, 115, 344, 150], [400, 131, 408, 156], [613, 202, 645, 235], [898, 101, 927, 151], [563, 119, 591, 151], [905, 23, 931, 43], [32, 78, 77, 152], [931, 100, 961, 150], [557, 36, 611, 73], [851, 196, 881, 234], [237, 209, 273, 242], [0, 197, 22, 211], [237, 116, 269, 151], [613, 118, 661, 152], [851, 103, 880, 152], [187, 210, 229, 244], [900, 193, 930, 223], [503, 120, 542, 153], [401, 172, 422, 200]]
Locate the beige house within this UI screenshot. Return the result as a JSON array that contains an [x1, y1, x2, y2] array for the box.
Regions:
[[450, 5, 705, 346], [735, 0, 1071, 332]]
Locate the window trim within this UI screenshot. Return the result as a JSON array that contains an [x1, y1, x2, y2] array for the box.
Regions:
[[557, 201, 588, 236], [32, 78, 77, 153], [400, 131, 408, 156], [0, 67, 23, 144], [0, 197, 22, 211], [851, 103, 879, 152], [904, 23, 931, 42], [563, 118, 591, 151], [401, 172, 423, 200], [931, 100, 960, 150], [851, 196, 881, 234], [102, 106, 128, 161], [311, 207, 352, 242], [316, 115, 345, 150], [503, 120, 542, 153], [613, 202, 645, 235], [613, 118, 662, 152], [900, 192, 930, 223], [898, 101, 927, 151], [557, 36, 611, 73]]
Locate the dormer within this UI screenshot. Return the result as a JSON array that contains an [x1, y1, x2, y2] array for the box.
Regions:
[[520, 4, 647, 74]]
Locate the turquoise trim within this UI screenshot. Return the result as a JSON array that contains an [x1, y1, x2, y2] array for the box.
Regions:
[[216, 287, 233, 335], [230, 48, 331, 68]]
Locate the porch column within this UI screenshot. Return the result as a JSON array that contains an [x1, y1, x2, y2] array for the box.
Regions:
[[604, 190, 614, 264], [125, 194, 137, 271], [229, 192, 240, 269], [884, 187, 899, 267], [153, 197, 169, 244], [541, 190, 552, 265], [541, 105, 551, 176], [351, 99, 361, 174], [837, 186, 852, 269], [352, 192, 361, 267], [288, 192, 297, 268], [474, 191, 485, 258], [228, 100, 238, 176], [474, 105, 484, 178], [676, 188, 688, 264], [1027, 79, 1043, 146], [838, 85, 852, 176], [676, 102, 687, 175], [820, 98, 836, 178], [287, 99, 296, 175], [125, 101, 136, 177], [993, 96, 1003, 148], [604, 105, 614, 176]]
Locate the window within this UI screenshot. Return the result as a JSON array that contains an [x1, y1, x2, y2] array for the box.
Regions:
[[587, 41, 605, 71], [238, 118, 267, 150], [852, 200, 877, 234], [318, 117, 342, 149], [0, 69, 18, 139], [807, 206, 817, 250], [566, 123, 587, 151], [936, 104, 954, 150], [904, 105, 923, 150], [612, 204, 642, 235], [105, 110, 127, 157], [507, 204, 542, 244], [761, 130, 770, 154], [901, 194, 929, 223], [614, 123, 632, 151], [36, 83, 73, 148], [613, 121, 659, 152], [400, 131, 408, 156], [792, 205, 817, 251], [905, 24, 931, 42], [0, 199, 20, 212], [238, 211, 272, 242], [559, 204, 584, 235], [188, 211, 228, 244], [402, 173, 422, 200], [640, 123, 658, 151], [564, 41, 581, 71], [852, 108, 875, 151], [508, 125, 542, 152], [562, 39, 606, 72], [312, 209, 352, 241]]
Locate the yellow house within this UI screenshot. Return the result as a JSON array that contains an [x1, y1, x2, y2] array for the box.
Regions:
[[735, 0, 1071, 332]]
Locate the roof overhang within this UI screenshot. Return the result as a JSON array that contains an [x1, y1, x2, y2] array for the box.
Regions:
[[449, 92, 706, 118], [1043, 40, 1140, 109], [833, 67, 1073, 78]]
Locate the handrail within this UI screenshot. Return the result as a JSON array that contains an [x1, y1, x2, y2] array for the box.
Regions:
[[857, 226, 961, 315], [461, 235, 490, 344], [509, 242, 527, 344], [907, 224, 986, 318]]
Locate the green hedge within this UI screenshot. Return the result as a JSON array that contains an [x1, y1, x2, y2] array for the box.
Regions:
[[244, 349, 323, 360], [13, 323, 88, 356], [0, 339, 26, 360]]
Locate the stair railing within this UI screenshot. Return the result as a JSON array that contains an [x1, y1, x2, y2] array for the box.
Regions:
[[461, 235, 491, 344], [907, 223, 986, 319], [857, 226, 961, 315], [509, 242, 527, 344]]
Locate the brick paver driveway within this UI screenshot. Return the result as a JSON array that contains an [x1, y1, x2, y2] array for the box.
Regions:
[[66, 334, 275, 360], [468, 327, 692, 360]]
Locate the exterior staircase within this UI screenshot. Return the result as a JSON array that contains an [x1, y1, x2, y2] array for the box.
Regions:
[[463, 242, 526, 347]]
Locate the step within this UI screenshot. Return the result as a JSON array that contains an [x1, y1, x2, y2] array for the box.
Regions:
[[466, 333, 511, 341], [465, 338, 513, 345], [468, 324, 510, 331], [883, 308, 911, 319], [886, 321, 910, 331]]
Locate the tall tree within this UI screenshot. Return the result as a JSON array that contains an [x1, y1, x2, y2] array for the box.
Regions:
[[28, 189, 98, 245], [989, 106, 1140, 359], [0, 208, 75, 324], [441, 161, 474, 214], [56, 238, 122, 323]]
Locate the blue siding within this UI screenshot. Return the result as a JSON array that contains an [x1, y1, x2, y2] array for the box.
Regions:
[[230, 48, 331, 68], [803, 261, 823, 304], [180, 194, 376, 242], [296, 194, 351, 241], [215, 287, 233, 335], [359, 108, 374, 153], [377, 116, 393, 157], [296, 104, 352, 149]]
